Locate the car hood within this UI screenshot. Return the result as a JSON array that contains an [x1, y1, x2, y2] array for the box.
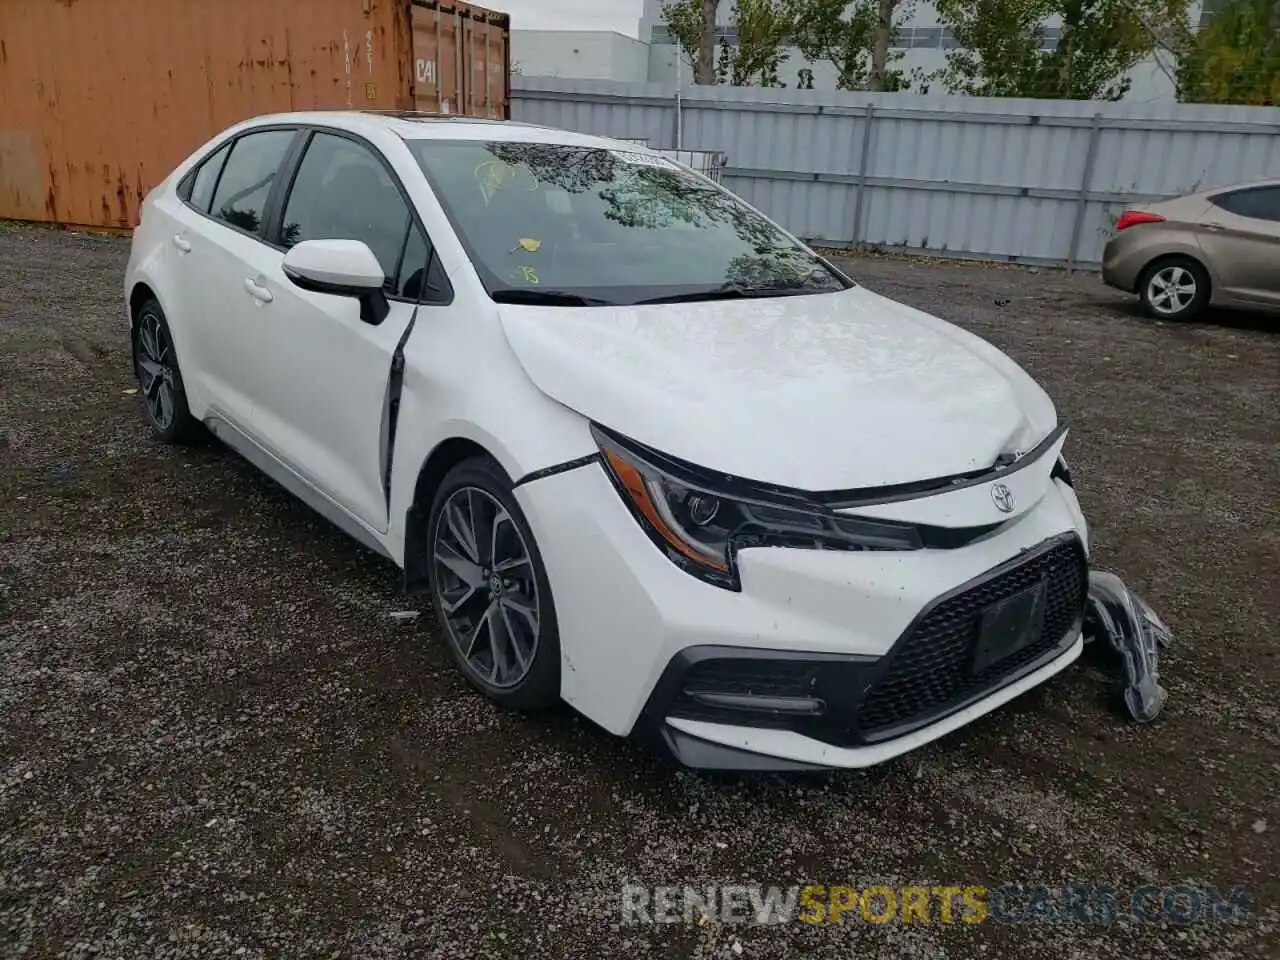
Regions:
[[496, 286, 1057, 491]]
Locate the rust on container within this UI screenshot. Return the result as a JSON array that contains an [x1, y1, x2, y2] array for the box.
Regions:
[[409, 0, 510, 119], [0, 0, 510, 229]]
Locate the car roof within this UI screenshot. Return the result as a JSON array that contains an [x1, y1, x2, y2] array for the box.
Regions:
[[237, 110, 644, 151]]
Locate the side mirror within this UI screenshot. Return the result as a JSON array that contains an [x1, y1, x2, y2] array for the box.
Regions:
[[282, 239, 390, 325]]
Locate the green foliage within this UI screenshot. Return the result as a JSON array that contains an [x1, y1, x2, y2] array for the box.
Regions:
[[935, 0, 1189, 100], [786, 0, 913, 90], [717, 0, 795, 86], [1176, 0, 1280, 105], [665, 0, 793, 86], [934, 0, 1046, 96], [661, 0, 710, 76]]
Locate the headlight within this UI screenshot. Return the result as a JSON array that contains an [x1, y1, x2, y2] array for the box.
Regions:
[[592, 425, 922, 591]]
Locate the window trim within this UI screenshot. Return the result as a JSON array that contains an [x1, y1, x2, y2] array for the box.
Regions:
[[178, 124, 305, 246], [271, 125, 454, 306]]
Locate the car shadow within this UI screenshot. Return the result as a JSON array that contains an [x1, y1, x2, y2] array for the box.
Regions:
[[1109, 297, 1277, 333]]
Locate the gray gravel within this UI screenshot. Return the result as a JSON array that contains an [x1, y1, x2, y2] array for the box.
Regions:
[[2, 228, 1277, 958]]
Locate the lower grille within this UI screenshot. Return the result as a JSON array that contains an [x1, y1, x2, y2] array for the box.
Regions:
[[857, 536, 1088, 740]]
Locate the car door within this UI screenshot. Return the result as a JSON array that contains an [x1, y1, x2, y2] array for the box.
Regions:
[[172, 127, 302, 429], [1197, 186, 1280, 306], [238, 129, 452, 534]]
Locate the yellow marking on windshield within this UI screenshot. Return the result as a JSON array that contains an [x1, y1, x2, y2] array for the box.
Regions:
[[474, 159, 539, 192], [519, 265, 539, 285]]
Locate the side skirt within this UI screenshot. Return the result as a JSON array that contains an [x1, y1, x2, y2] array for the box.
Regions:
[[205, 413, 394, 562]]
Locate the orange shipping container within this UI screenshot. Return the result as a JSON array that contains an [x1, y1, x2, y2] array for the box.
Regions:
[[0, 0, 510, 229]]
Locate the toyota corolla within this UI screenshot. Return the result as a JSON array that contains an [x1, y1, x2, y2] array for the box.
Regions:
[[124, 112, 1091, 771]]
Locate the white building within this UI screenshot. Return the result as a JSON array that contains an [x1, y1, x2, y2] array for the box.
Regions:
[[512, 0, 1219, 103], [511, 29, 651, 82]]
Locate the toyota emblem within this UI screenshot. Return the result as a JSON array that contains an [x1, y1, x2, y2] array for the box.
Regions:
[[991, 483, 1015, 514]]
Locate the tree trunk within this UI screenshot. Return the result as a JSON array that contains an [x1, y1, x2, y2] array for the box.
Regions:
[[1058, 31, 1074, 97], [694, 0, 718, 84], [869, 0, 895, 90]]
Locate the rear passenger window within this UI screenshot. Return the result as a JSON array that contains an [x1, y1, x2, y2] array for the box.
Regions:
[[1210, 187, 1280, 222], [209, 130, 296, 235], [188, 142, 231, 214]]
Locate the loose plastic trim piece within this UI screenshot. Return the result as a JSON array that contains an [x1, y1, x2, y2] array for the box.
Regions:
[[1083, 570, 1172, 723]]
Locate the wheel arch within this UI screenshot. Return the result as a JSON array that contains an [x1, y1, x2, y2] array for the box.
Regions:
[[128, 280, 158, 337], [402, 436, 503, 596]]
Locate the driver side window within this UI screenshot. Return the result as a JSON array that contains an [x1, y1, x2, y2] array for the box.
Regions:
[[277, 131, 449, 303]]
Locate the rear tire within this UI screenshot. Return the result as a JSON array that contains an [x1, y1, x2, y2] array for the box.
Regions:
[[132, 298, 198, 443], [426, 456, 561, 711], [1137, 256, 1209, 322]]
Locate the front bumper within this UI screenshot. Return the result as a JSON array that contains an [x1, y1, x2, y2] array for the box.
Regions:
[[659, 637, 1083, 771], [643, 532, 1085, 765], [514, 459, 1091, 771]]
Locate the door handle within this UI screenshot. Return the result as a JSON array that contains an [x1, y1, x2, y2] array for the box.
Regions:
[[244, 277, 274, 303], [1204, 223, 1223, 232], [172, 234, 192, 253]]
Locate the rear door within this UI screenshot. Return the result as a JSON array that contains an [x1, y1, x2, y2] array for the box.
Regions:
[[1197, 186, 1280, 306], [173, 127, 302, 429], [241, 129, 452, 533]]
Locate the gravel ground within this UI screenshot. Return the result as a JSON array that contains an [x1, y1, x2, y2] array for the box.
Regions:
[[1, 227, 1277, 959]]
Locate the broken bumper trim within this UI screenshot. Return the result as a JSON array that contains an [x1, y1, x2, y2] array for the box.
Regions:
[[1084, 570, 1172, 722]]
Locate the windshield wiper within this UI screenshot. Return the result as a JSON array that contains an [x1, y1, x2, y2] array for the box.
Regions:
[[634, 282, 826, 306], [490, 288, 615, 307]]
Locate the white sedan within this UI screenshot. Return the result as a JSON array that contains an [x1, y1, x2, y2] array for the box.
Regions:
[[124, 111, 1091, 771]]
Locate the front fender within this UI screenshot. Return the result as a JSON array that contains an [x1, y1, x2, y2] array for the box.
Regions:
[[385, 394, 596, 570]]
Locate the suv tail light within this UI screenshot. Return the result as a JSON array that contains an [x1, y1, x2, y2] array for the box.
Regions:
[[1115, 210, 1165, 231]]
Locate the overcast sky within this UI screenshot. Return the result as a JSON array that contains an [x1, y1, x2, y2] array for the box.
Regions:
[[499, 0, 644, 35]]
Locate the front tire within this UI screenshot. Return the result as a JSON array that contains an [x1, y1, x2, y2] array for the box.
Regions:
[[1137, 256, 1209, 321], [132, 299, 198, 443], [426, 456, 561, 710]]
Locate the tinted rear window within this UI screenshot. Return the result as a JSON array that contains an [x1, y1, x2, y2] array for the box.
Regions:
[[210, 130, 296, 235], [1209, 187, 1280, 222]]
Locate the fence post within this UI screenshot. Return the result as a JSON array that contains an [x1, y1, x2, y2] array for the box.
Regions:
[[1067, 112, 1104, 273], [673, 88, 684, 150], [851, 102, 876, 249]]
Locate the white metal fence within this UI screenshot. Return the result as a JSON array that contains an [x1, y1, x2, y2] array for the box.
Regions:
[[512, 77, 1280, 270]]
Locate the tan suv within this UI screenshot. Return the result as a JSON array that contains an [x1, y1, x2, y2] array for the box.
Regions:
[[1102, 178, 1280, 321]]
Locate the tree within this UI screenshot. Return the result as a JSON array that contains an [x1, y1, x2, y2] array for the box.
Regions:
[[786, 0, 913, 91], [662, 0, 721, 84], [716, 0, 795, 86], [935, 0, 1190, 100], [870, 0, 905, 90], [1176, 0, 1280, 105], [934, 0, 1045, 97]]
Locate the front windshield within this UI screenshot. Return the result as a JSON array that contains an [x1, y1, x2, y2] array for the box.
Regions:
[[410, 140, 851, 306]]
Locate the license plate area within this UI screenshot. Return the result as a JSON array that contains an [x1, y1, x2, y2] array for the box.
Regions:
[[972, 581, 1048, 674]]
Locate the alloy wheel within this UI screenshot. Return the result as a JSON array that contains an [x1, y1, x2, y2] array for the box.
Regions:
[[1146, 265, 1197, 316], [135, 312, 177, 430], [432, 486, 540, 689]]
